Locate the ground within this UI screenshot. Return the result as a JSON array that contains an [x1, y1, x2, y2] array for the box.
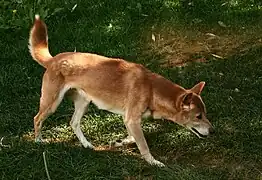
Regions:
[[0, 0, 262, 179]]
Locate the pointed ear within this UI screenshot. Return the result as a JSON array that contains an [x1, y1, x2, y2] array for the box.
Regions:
[[190, 81, 205, 95]]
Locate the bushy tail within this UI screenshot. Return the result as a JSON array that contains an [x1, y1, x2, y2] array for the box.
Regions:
[[29, 15, 52, 68]]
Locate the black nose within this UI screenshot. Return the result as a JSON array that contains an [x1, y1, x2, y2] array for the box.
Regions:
[[209, 127, 215, 135]]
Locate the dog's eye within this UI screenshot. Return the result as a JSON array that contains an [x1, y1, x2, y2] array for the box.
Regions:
[[196, 114, 202, 119]]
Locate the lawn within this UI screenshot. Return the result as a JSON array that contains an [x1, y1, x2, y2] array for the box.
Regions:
[[0, 0, 262, 179]]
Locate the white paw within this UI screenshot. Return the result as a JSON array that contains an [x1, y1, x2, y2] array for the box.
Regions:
[[122, 136, 135, 144], [82, 141, 94, 149], [110, 136, 136, 147], [35, 138, 49, 143], [110, 141, 123, 147], [142, 153, 165, 167], [149, 159, 165, 167]]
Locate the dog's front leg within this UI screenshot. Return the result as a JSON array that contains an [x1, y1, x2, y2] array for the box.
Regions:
[[124, 117, 165, 167]]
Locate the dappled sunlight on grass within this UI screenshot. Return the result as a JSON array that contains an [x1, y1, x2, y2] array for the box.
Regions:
[[163, 0, 180, 8], [1, 0, 262, 179]]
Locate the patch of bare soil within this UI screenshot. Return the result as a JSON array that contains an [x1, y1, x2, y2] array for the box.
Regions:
[[146, 25, 262, 67]]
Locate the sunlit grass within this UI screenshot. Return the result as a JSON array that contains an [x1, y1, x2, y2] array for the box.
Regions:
[[1, 0, 262, 179]]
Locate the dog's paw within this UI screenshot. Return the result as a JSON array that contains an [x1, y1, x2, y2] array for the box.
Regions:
[[109, 140, 123, 148], [82, 141, 94, 149], [142, 153, 165, 167], [150, 159, 165, 167], [35, 138, 49, 144], [110, 136, 136, 147], [122, 136, 135, 144]]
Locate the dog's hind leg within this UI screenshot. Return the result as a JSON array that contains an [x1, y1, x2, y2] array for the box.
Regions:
[[34, 71, 68, 143], [70, 90, 94, 149], [112, 121, 135, 147]]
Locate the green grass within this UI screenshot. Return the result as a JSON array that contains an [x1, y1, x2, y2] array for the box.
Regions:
[[1, 0, 262, 179]]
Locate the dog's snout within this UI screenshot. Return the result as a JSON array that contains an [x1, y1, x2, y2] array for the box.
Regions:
[[209, 127, 215, 135]]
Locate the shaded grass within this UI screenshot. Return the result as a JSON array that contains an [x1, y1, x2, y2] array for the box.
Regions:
[[1, 0, 262, 179]]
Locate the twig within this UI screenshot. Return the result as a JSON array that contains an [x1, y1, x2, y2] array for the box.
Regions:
[[211, 53, 224, 59], [43, 151, 51, 180]]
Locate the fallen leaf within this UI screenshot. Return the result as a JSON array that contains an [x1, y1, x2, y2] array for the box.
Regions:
[[218, 21, 227, 27], [206, 33, 217, 37], [152, 33, 156, 42]]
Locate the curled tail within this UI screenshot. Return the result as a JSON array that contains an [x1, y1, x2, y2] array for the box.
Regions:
[[29, 15, 52, 68]]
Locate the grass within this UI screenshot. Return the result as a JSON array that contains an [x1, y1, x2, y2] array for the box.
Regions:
[[1, 0, 262, 179]]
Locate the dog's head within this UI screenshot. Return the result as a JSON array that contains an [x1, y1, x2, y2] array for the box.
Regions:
[[173, 82, 214, 138]]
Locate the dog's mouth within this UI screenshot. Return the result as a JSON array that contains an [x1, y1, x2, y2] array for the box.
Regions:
[[191, 128, 208, 138]]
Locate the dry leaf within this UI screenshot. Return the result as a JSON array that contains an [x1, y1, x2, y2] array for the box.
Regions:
[[218, 21, 227, 27], [151, 33, 156, 42], [206, 33, 217, 37]]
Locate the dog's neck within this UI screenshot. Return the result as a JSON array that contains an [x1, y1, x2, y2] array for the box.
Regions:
[[148, 72, 186, 119]]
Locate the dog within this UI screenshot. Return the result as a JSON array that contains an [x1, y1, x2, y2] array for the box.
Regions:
[[29, 15, 214, 167]]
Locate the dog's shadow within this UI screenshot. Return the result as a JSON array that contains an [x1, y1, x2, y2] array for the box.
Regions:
[[1, 135, 168, 179]]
